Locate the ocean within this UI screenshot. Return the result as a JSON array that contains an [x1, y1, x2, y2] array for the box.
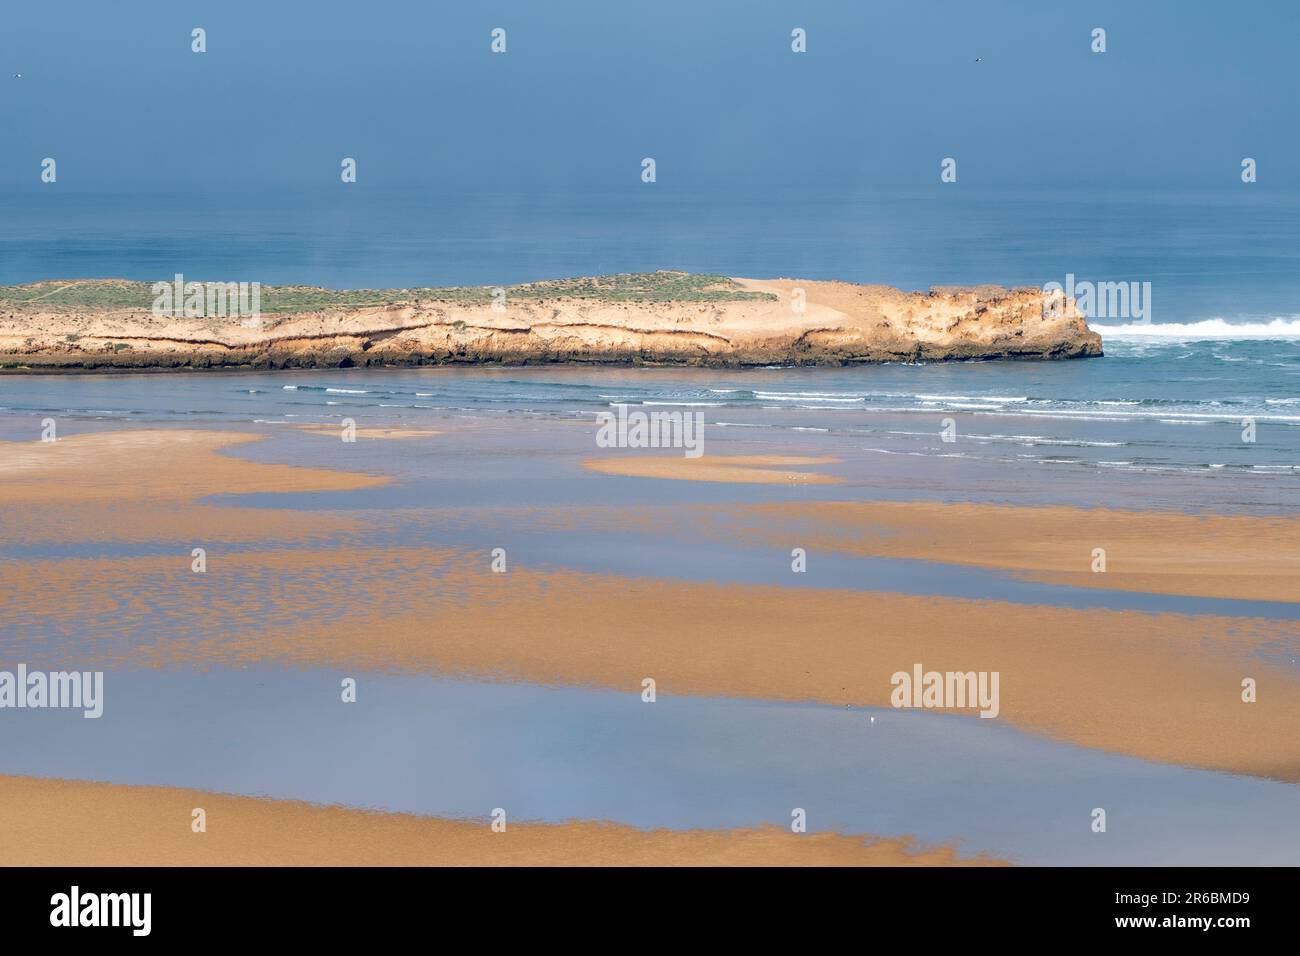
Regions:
[[2, 185, 1298, 866], [3, 185, 1299, 321], [3, 345, 1297, 498], [2, 185, 1298, 490]]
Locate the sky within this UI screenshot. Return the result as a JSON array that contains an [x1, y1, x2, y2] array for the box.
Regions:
[[0, 0, 1296, 192]]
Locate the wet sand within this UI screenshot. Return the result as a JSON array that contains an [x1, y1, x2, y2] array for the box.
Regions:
[[3, 428, 1297, 790], [0, 429, 386, 502], [722, 501, 1300, 604], [5, 544, 1297, 781], [0, 776, 998, 866], [584, 454, 842, 484], [0, 429, 384, 545]]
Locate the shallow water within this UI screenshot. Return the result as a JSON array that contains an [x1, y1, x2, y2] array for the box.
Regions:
[[1, 668, 1295, 866], [2, 360, 1296, 865], [3, 358, 1299, 519]]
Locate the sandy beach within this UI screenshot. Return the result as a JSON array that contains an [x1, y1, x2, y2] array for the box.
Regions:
[[0, 429, 385, 546], [724, 501, 1300, 604], [0, 775, 997, 867], [4, 0, 1300, 904], [2, 426, 1297, 788], [9, 551, 1294, 780]]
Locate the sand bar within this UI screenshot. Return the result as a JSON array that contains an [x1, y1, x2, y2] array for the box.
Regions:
[[0, 429, 385, 545], [0, 776, 999, 866], [584, 454, 842, 484], [4, 546, 1297, 782], [3, 430, 1296, 781], [722, 501, 1300, 604]]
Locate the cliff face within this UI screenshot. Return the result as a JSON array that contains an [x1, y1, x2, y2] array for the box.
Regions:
[[0, 276, 1101, 371]]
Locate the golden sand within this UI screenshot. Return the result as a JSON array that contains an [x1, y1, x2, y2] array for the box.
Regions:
[[723, 501, 1300, 604], [489, 499, 1300, 604], [0, 429, 385, 502], [2, 429, 1296, 781], [4, 545, 1296, 782], [0, 776, 999, 866], [0, 429, 385, 545], [583, 454, 842, 484]]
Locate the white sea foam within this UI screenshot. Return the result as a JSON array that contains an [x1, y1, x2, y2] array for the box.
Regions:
[[754, 392, 864, 402], [916, 394, 1027, 403], [968, 433, 1127, 447], [639, 401, 726, 407], [1096, 318, 1300, 340]]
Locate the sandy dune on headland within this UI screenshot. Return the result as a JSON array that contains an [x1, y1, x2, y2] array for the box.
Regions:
[[0, 776, 1000, 866], [0, 273, 1101, 369]]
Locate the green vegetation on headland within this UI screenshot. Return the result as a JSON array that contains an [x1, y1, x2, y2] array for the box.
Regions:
[[0, 272, 774, 314]]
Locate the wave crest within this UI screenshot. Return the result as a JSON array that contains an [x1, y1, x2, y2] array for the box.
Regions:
[[1095, 318, 1300, 340]]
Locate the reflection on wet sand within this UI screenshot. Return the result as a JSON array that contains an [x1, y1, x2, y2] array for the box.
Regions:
[[3, 425, 1298, 865], [721, 501, 1300, 604], [4, 545, 1298, 782]]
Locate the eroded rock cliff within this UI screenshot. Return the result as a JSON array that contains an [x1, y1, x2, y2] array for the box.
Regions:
[[0, 273, 1101, 371]]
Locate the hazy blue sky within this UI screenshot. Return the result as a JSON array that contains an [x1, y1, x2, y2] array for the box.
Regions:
[[1, 0, 1295, 192]]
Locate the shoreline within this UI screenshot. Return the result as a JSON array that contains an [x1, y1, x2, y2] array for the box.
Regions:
[[0, 349, 1104, 373]]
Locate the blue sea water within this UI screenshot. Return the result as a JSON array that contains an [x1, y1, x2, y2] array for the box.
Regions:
[[3, 353, 1297, 490], [2, 188, 1297, 467], [1, 189, 1297, 521], [3, 185, 1299, 321], [2, 186, 1297, 863], [4, 668, 1297, 866]]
